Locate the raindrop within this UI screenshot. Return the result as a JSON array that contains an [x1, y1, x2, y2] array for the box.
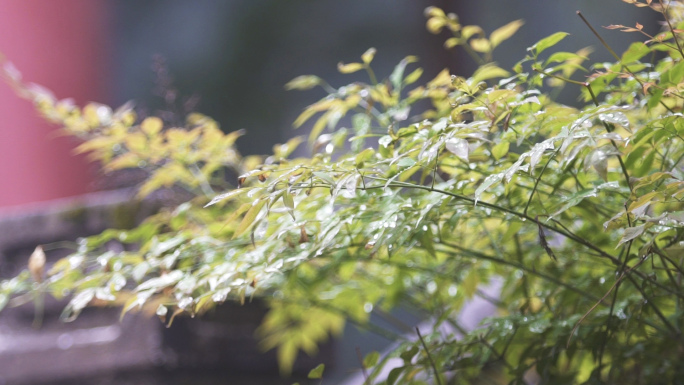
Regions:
[[112, 261, 123, 272], [529, 319, 550, 333], [57, 333, 74, 350], [178, 297, 194, 310], [364, 302, 374, 313]]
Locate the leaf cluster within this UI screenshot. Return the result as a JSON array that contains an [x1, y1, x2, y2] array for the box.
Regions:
[[3, 1, 684, 383]]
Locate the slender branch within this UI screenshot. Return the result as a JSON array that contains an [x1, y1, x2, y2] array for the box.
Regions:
[[585, 84, 633, 193], [568, 253, 653, 347], [532, 68, 586, 86], [524, 148, 559, 216], [416, 327, 443, 385], [578, 10, 676, 114], [479, 337, 529, 385], [440, 242, 601, 302], [659, 0, 684, 60]]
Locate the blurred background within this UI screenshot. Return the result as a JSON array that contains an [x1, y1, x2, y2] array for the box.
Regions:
[[0, 1, 655, 384]]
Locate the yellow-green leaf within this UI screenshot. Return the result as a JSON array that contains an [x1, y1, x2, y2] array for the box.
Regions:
[[404, 68, 424, 85], [125, 132, 147, 152], [105, 153, 140, 171], [337, 62, 364, 74], [461, 25, 484, 40], [470, 38, 491, 53], [492, 141, 510, 160], [233, 199, 267, 239], [204, 188, 254, 207], [529, 32, 569, 56], [490, 19, 524, 48], [444, 37, 460, 49], [426, 17, 446, 34], [141, 116, 163, 136], [282, 190, 295, 220], [621, 41, 651, 64], [472, 64, 510, 84], [308, 364, 325, 379], [285, 75, 321, 91], [361, 48, 377, 64]]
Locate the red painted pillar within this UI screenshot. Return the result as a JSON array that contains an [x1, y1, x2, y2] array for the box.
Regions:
[[0, 0, 109, 208]]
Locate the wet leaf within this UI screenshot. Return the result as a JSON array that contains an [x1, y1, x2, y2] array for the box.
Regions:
[[233, 199, 267, 239], [446, 138, 469, 162], [617, 225, 646, 247], [205, 188, 253, 207], [378, 135, 393, 148], [313, 171, 336, 186]]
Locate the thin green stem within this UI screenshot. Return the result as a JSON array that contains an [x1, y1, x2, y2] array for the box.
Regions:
[[532, 68, 586, 86], [524, 148, 559, 216], [416, 327, 443, 385], [440, 242, 601, 302], [365, 66, 378, 86]]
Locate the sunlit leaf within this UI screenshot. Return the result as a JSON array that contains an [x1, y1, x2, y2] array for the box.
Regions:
[[141, 116, 163, 136], [337, 62, 364, 74], [361, 48, 377, 64], [529, 32, 569, 55], [285, 75, 322, 90], [472, 64, 510, 84], [490, 19, 524, 48], [470, 38, 491, 53], [621, 42, 651, 63]]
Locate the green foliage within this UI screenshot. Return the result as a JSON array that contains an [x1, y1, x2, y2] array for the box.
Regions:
[[4, 1, 684, 383]]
